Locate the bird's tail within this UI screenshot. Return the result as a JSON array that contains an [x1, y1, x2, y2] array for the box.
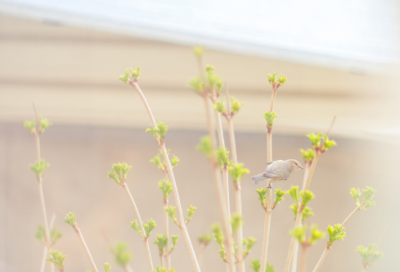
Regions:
[[251, 173, 265, 184]]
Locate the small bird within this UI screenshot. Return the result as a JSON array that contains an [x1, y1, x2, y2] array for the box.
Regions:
[[252, 159, 304, 188]]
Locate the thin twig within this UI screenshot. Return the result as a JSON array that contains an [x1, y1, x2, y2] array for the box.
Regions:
[[300, 246, 308, 272], [341, 207, 360, 227], [74, 225, 98, 272], [122, 183, 154, 270], [40, 213, 56, 272], [312, 247, 330, 272], [131, 82, 200, 272]]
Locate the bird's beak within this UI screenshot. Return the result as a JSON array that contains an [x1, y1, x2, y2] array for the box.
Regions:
[[300, 166, 304, 169]]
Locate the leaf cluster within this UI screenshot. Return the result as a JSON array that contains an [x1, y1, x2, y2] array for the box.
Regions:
[[104, 263, 111, 272], [185, 205, 197, 224], [231, 213, 243, 234], [64, 212, 77, 229], [146, 122, 169, 142], [264, 112, 278, 130], [151, 266, 176, 272], [216, 147, 231, 169], [306, 132, 336, 152], [130, 219, 156, 239], [327, 224, 346, 247], [46, 250, 66, 271], [107, 162, 132, 185], [299, 148, 315, 163], [257, 188, 286, 210], [250, 259, 275, 272], [290, 204, 314, 223], [242, 237, 256, 259], [357, 244, 384, 269], [24, 116, 52, 134], [30, 159, 50, 177], [267, 72, 287, 90], [111, 242, 132, 266], [350, 187, 376, 210], [158, 180, 173, 201], [164, 205, 178, 226], [290, 224, 325, 246], [228, 163, 249, 184], [118, 67, 141, 84], [198, 233, 213, 246]]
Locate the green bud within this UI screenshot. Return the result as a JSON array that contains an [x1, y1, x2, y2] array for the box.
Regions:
[[118, 69, 131, 84], [321, 136, 336, 152], [35, 226, 45, 244], [360, 187, 376, 210], [30, 159, 50, 177], [170, 235, 179, 253], [189, 77, 204, 94], [264, 112, 278, 130], [193, 46, 205, 58], [250, 259, 261, 272], [216, 147, 230, 169], [357, 244, 384, 269], [228, 163, 249, 183], [301, 190, 314, 207], [108, 163, 132, 184], [327, 224, 346, 246], [214, 100, 226, 114], [150, 153, 164, 170], [46, 250, 66, 271], [171, 155, 180, 167], [104, 263, 111, 272], [154, 234, 168, 253], [302, 206, 314, 222], [216, 81, 223, 95], [144, 219, 157, 237], [299, 148, 315, 162], [146, 122, 169, 141], [290, 225, 307, 244], [243, 237, 256, 257], [350, 188, 361, 205], [164, 206, 178, 226], [185, 205, 197, 224], [198, 234, 213, 245], [211, 224, 224, 248], [51, 228, 63, 246], [130, 220, 142, 235], [266, 263, 275, 272], [197, 136, 212, 158], [306, 132, 322, 149], [205, 65, 215, 73], [231, 213, 243, 233], [277, 74, 287, 86], [158, 180, 173, 200], [287, 186, 299, 202], [64, 212, 76, 228], [310, 224, 325, 244], [231, 96, 244, 115], [273, 189, 286, 209], [24, 116, 52, 134], [267, 73, 276, 85], [111, 242, 132, 266], [256, 188, 268, 209]]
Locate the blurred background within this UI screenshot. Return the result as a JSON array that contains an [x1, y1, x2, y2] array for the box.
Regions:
[[1, 0, 400, 271]]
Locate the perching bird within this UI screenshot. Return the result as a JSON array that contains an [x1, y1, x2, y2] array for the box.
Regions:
[[252, 159, 303, 188]]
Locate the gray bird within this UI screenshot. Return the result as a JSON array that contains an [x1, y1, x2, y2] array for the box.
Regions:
[[252, 159, 304, 188]]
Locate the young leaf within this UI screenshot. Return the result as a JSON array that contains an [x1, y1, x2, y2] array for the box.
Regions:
[[228, 163, 249, 183], [266, 263, 275, 272], [231, 213, 243, 234], [170, 235, 179, 252], [30, 159, 50, 176], [327, 224, 346, 246], [164, 206, 178, 226], [158, 180, 173, 200], [302, 206, 314, 222], [198, 233, 212, 246], [216, 147, 230, 169], [214, 100, 226, 114], [306, 132, 322, 149], [256, 188, 268, 209], [51, 227, 63, 246], [267, 73, 276, 85], [111, 242, 132, 266], [185, 205, 197, 224], [130, 220, 142, 236], [360, 187, 376, 210], [108, 163, 132, 184], [211, 224, 224, 249], [273, 189, 286, 209], [310, 224, 325, 244], [64, 212, 76, 228], [46, 250, 66, 271], [171, 155, 180, 167], [189, 77, 204, 94], [144, 219, 157, 237], [287, 186, 299, 202], [154, 234, 168, 254], [35, 226, 45, 244], [301, 190, 314, 207], [299, 148, 315, 162], [357, 244, 384, 269], [104, 263, 111, 272], [231, 96, 244, 115], [250, 259, 260, 272], [264, 112, 278, 130], [197, 136, 212, 158], [290, 225, 307, 244]]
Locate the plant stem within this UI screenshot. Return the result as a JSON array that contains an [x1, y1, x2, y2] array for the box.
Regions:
[[300, 246, 308, 272], [285, 210, 303, 272], [164, 199, 171, 270], [304, 152, 320, 191], [198, 244, 206, 269], [131, 82, 200, 271], [260, 188, 272, 272], [122, 183, 154, 271], [204, 95, 235, 272], [74, 225, 98, 272], [32, 106, 55, 272], [341, 206, 360, 227], [312, 246, 330, 272], [223, 168, 231, 219], [269, 90, 277, 112], [40, 214, 56, 272]]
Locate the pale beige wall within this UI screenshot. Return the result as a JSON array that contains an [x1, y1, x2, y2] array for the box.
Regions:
[[0, 13, 399, 272]]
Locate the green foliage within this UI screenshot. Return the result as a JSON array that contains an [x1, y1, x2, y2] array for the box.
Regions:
[[310, 225, 325, 244], [322, 136, 337, 152], [216, 81, 223, 95], [205, 65, 220, 88], [301, 190, 314, 207], [146, 122, 169, 141], [198, 233, 212, 246], [104, 263, 111, 272], [193, 46, 204, 58], [306, 132, 336, 152], [351, 186, 376, 210], [277, 74, 287, 86], [24, 116, 52, 134], [231, 213, 243, 233], [273, 189, 286, 209], [211, 224, 224, 249], [170, 235, 179, 253], [189, 77, 204, 94], [307, 132, 322, 149], [111, 242, 132, 266], [214, 99, 226, 114], [185, 205, 197, 224], [357, 244, 384, 269], [264, 112, 278, 130], [46, 250, 66, 271], [267, 73, 276, 85], [250, 259, 260, 272], [268, 72, 286, 89], [50, 227, 63, 246], [299, 148, 315, 162], [228, 163, 250, 183], [64, 212, 76, 228], [107, 162, 132, 184], [151, 266, 176, 272], [231, 96, 244, 115], [290, 225, 325, 246], [164, 205, 178, 225], [35, 226, 45, 244], [290, 225, 307, 244], [171, 155, 180, 167], [266, 263, 275, 272], [158, 180, 173, 200], [150, 152, 164, 170], [327, 224, 346, 246], [154, 234, 168, 254], [130, 220, 142, 236], [302, 206, 314, 222], [118, 67, 141, 84], [197, 136, 212, 158], [243, 237, 256, 257], [216, 147, 230, 168], [287, 186, 299, 202], [143, 219, 157, 237], [256, 188, 268, 209], [30, 159, 50, 176]]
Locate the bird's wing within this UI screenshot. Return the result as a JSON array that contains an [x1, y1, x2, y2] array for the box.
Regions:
[[264, 160, 285, 179]]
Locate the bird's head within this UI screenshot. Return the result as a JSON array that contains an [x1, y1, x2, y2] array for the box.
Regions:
[[288, 159, 304, 171]]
